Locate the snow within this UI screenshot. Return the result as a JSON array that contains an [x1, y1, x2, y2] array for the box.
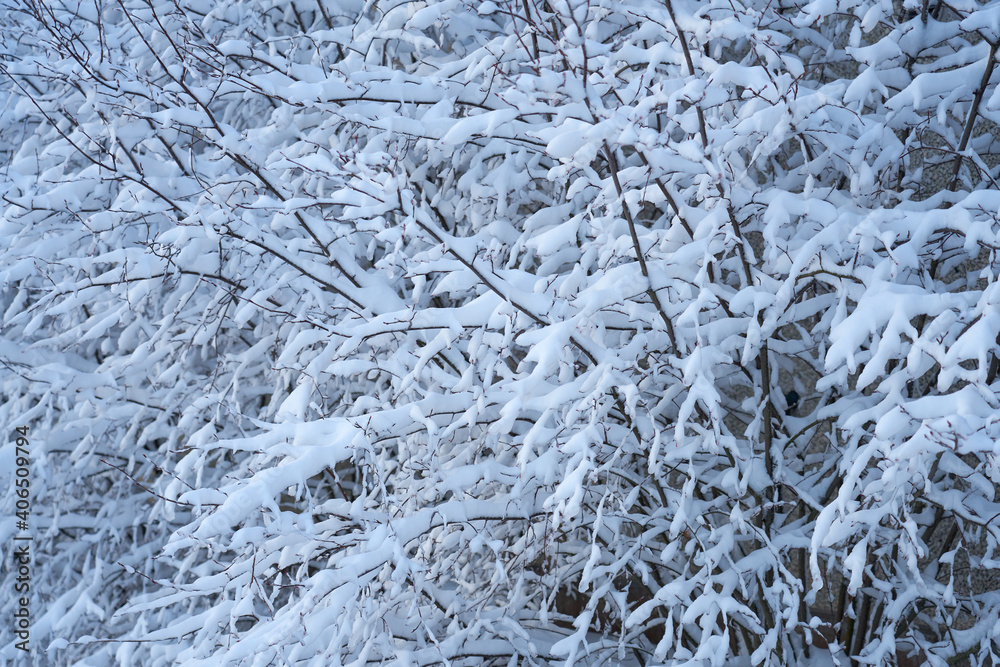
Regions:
[[5, 0, 1000, 665]]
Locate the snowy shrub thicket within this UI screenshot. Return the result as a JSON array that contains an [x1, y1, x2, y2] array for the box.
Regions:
[[4, 0, 1000, 664]]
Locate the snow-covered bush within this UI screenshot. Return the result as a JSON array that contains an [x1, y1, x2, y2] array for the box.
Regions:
[[4, 0, 1000, 664]]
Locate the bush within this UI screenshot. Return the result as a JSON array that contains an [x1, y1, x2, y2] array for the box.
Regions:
[[3, 0, 1000, 664]]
